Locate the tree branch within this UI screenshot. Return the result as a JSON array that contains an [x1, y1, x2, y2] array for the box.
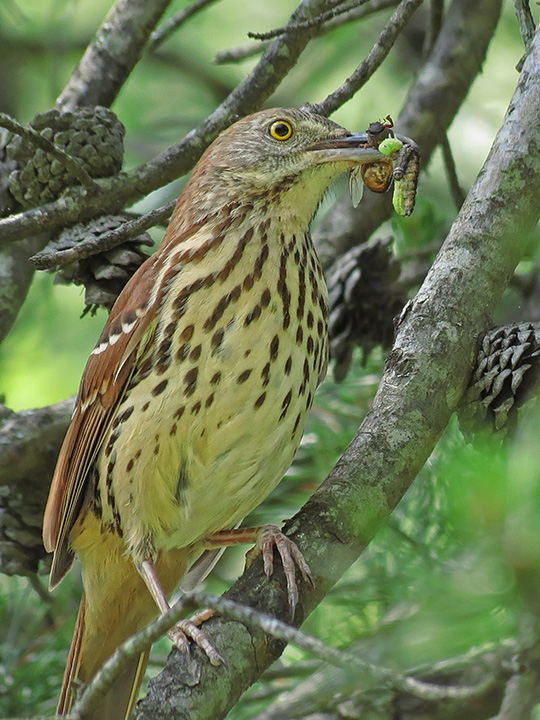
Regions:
[[133, 22, 540, 720], [148, 0, 222, 52], [74, 591, 497, 719], [0, 398, 74, 575], [214, 0, 399, 65], [57, 0, 174, 110], [31, 201, 175, 270], [0, 0, 338, 248], [311, 0, 424, 117], [314, 0, 503, 269], [0, 0, 176, 361]]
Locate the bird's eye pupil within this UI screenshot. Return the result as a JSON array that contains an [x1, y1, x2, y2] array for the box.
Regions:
[[269, 120, 293, 140]]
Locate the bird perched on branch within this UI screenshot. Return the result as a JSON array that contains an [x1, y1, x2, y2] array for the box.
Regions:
[[43, 107, 386, 719]]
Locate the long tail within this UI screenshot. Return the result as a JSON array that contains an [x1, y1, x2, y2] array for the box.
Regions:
[[58, 547, 189, 719]]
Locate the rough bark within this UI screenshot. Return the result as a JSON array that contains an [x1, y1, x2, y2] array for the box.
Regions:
[[0, 398, 74, 575], [133, 22, 540, 720]]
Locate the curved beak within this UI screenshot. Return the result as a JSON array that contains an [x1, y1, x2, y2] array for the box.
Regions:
[[307, 132, 383, 165]]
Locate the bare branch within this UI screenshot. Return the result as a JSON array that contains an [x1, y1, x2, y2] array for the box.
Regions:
[[0, 0, 339, 248], [440, 134, 466, 210], [215, 0, 399, 65], [31, 201, 175, 270], [311, 0, 425, 117], [148, 0, 222, 52], [73, 591, 497, 720], [57, 0, 174, 110], [247, 0, 373, 41]]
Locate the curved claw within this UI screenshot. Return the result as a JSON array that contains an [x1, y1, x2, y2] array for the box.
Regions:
[[245, 524, 313, 618], [169, 609, 223, 666]]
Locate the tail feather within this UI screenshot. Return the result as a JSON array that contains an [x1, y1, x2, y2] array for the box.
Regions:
[[58, 592, 151, 720], [57, 542, 190, 719]]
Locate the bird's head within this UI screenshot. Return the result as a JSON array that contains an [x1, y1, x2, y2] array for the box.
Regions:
[[180, 108, 383, 227]]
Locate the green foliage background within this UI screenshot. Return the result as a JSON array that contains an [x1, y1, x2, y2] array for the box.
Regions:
[[0, 1, 538, 718]]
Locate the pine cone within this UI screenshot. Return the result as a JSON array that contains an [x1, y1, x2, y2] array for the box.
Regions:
[[6, 106, 124, 207], [459, 322, 540, 440], [328, 237, 405, 380], [51, 215, 153, 312]]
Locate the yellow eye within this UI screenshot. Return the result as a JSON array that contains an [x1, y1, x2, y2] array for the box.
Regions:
[[269, 120, 293, 141]]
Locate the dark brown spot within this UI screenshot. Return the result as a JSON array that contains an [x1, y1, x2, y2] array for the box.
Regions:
[[270, 335, 279, 361], [254, 243, 269, 279], [170, 423, 177, 436], [104, 430, 119, 458], [137, 357, 153, 381], [244, 305, 261, 326], [292, 413, 302, 435], [205, 393, 215, 408], [158, 338, 172, 356], [135, 449, 142, 460], [174, 406, 185, 420], [180, 325, 194, 342], [296, 326, 304, 344], [190, 344, 202, 361], [243, 273, 255, 291], [280, 390, 292, 420], [260, 288, 271, 307], [307, 311, 314, 329], [126, 459, 134, 472], [261, 362, 271, 387], [114, 405, 134, 427], [237, 369, 252, 383], [307, 336, 314, 355], [142, 402, 150, 412], [254, 392, 266, 408], [218, 228, 252, 282], [184, 367, 198, 396], [191, 401, 201, 415], [152, 379, 168, 397], [175, 460, 189, 504], [164, 321, 176, 339], [210, 371, 222, 385], [176, 343, 190, 361], [284, 355, 292, 375], [211, 328, 224, 354]]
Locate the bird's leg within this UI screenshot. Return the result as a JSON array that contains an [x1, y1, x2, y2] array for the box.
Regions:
[[137, 560, 223, 666], [204, 524, 313, 617]]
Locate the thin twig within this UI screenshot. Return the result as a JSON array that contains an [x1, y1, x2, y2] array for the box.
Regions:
[[30, 200, 175, 270], [71, 591, 497, 719], [440, 134, 466, 210], [215, 0, 399, 64], [422, 0, 444, 56], [312, 0, 425, 117], [0, 113, 100, 193], [248, 0, 371, 40], [149, 0, 222, 52]]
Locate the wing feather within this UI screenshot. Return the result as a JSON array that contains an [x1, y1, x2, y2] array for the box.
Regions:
[[43, 257, 159, 587]]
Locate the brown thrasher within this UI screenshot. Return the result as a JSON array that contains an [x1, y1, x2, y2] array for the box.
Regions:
[[43, 108, 384, 719]]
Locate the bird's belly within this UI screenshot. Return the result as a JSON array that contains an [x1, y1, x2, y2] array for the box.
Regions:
[[96, 313, 323, 559], [94, 229, 328, 562]]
